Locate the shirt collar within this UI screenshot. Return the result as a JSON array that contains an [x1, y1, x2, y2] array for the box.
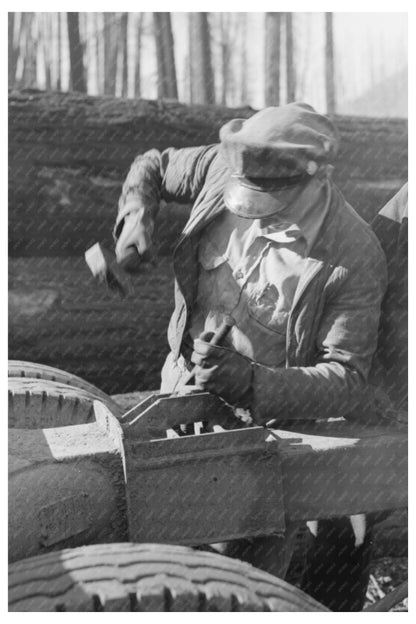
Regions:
[[252, 177, 330, 254]]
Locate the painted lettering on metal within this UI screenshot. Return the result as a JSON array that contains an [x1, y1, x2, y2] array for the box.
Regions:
[[38, 493, 91, 547]]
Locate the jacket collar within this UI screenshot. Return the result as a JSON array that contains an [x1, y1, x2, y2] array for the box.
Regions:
[[179, 195, 225, 243], [290, 182, 345, 311]]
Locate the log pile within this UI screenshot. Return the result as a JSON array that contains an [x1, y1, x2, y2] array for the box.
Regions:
[[8, 90, 408, 393], [9, 89, 407, 256]]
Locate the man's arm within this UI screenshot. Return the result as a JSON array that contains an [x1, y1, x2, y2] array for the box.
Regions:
[[114, 145, 219, 240], [251, 248, 388, 423], [192, 240, 387, 423], [370, 183, 408, 408]]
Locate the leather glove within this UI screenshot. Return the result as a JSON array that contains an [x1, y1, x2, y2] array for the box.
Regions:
[[115, 209, 155, 272], [191, 331, 253, 407]]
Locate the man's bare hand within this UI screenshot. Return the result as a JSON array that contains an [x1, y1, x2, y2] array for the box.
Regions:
[[115, 209, 156, 272]]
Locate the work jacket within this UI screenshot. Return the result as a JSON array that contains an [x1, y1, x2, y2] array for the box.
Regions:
[[116, 145, 387, 424], [371, 183, 408, 408]]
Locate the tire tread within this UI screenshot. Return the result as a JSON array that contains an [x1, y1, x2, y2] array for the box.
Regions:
[[8, 378, 121, 428], [9, 543, 327, 612], [8, 361, 122, 418]]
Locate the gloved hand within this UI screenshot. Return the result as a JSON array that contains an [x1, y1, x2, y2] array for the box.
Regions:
[[115, 209, 155, 272], [191, 331, 253, 407]]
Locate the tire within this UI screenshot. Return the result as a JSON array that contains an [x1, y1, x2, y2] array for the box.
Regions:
[[8, 377, 122, 429], [8, 543, 327, 612], [8, 360, 115, 406]]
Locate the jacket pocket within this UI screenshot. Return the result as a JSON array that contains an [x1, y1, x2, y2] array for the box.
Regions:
[[198, 239, 241, 312], [247, 283, 289, 336]]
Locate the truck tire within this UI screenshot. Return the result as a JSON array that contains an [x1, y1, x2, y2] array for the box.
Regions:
[[8, 543, 327, 612], [8, 378, 122, 429], [8, 360, 116, 407]]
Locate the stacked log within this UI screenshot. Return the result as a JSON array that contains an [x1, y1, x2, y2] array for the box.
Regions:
[[9, 90, 407, 256], [8, 90, 408, 393]]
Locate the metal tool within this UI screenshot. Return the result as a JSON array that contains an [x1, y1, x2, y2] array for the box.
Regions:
[[174, 315, 235, 436], [85, 243, 139, 297]]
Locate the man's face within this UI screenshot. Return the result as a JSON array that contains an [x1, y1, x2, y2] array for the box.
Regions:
[[223, 174, 314, 220]]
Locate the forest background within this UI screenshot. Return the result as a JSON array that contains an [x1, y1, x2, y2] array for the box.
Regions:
[[8, 12, 408, 116]]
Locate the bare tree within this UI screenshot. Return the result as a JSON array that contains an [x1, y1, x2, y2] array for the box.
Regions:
[[8, 13, 18, 87], [264, 12, 282, 106], [134, 13, 144, 98], [56, 13, 62, 91], [239, 13, 248, 105], [189, 12, 215, 104], [21, 13, 37, 88], [163, 13, 178, 100], [296, 14, 311, 100], [94, 13, 104, 94], [67, 12, 86, 92], [104, 13, 118, 95], [79, 13, 89, 92], [219, 13, 232, 105], [285, 12, 296, 102], [153, 13, 166, 99], [325, 12, 336, 115], [153, 13, 178, 99], [40, 13, 52, 90], [120, 13, 129, 98]]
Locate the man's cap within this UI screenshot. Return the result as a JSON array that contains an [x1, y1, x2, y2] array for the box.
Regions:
[[220, 103, 339, 218]]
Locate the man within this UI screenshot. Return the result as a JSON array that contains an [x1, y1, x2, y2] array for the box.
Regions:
[[114, 103, 387, 610], [371, 183, 408, 411]]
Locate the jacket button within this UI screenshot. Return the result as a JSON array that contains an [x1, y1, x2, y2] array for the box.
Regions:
[[235, 269, 244, 279]]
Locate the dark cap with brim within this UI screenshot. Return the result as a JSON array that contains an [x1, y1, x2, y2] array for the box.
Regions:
[[219, 102, 338, 218], [220, 103, 339, 179]]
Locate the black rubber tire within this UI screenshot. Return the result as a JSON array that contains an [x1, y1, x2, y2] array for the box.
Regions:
[[8, 377, 122, 429], [8, 360, 116, 406], [8, 543, 327, 612]]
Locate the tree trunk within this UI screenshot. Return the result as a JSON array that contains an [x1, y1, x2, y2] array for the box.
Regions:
[[80, 13, 89, 92], [325, 12, 336, 115], [67, 12, 86, 93], [104, 12, 118, 95], [189, 12, 215, 105], [56, 13, 62, 91], [94, 12, 103, 94], [164, 13, 178, 100], [120, 12, 129, 98], [285, 12, 296, 102], [153, 13, 178, 100], [8, 13, 18, 87], [264, 12, 281, 106], [21, 12, 37, 88], [134, 13, 144, 98], [41, 13, 52, 90], [14, 14, 25, 86], [219, 13, 231, 106], [153, 13, 167, 99], [240, 13, 248, 105]]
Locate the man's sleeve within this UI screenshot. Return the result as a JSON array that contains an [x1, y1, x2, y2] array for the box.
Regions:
[[114, 145, 218, 238], [250, 243, 388, 423]]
